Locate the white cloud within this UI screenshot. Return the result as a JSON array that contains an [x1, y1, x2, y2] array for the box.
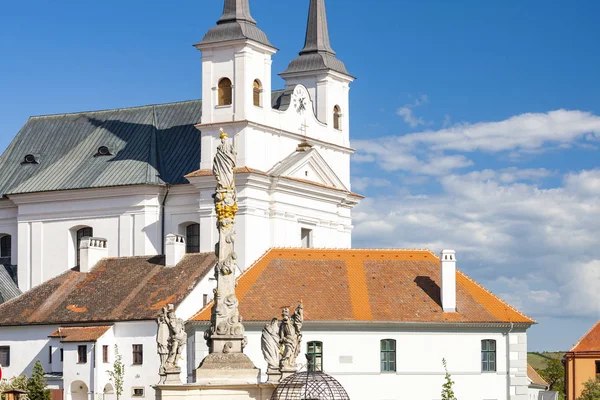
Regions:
[[353, 168, 600, 319], [396, 94, 430, 128], [355, 109, 600, 175], [351, 177, 391, 192]]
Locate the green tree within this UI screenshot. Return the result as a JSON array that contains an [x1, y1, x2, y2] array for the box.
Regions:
[[0, 375, 28, 400], [26, 360, 50, 400], [106, 345, 125, 400], [441, 358, 457, 400], [577, 377, 600, 400], [540, 358, 565, 396]]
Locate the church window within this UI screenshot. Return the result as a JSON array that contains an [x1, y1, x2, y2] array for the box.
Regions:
[[132, 344, 143, 365], [103, 345, 109, 363], [301, 228, 313, 249], [307, 341, 323, 372], [186, 223, 200, 253], [0, 346, 9, 367], [77, 345, 87, 364], [481, 339, 496, 372], [0, 235, 11, 258], [76, 227, 94, 268], [333, 105, 342, 130], [380, 339, 396, 372], [253, 79, 262, 107], [218, 78, 233, 106]]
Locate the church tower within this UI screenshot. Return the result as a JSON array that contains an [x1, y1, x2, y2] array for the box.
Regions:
[[280, 0, 354, 146]]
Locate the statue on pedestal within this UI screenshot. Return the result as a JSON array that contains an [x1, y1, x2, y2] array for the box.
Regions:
[[261, 318, 281, 371], [280, 301, 304, 371], [156, 304, 186, 384]]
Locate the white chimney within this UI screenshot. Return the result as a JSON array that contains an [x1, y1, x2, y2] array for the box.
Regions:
[[79, 237, 108, 273], [440, 249, 457, 312], [165, 234, 186, 267]]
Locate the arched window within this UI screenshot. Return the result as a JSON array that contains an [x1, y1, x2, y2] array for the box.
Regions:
[[380, 339, 396, 372], [333, 105, 342, 130], [0, 235, 11, 258], [218, 78, 232, 106], [307, 341, 323, 372], [76, 227, 93, 267], [481, 339, 496, 372], [253, 79, 262, 107], [186, 223, 200, 254]]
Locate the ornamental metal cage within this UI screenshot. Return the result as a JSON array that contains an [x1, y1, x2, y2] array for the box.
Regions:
[[269, 371, 351, 400]]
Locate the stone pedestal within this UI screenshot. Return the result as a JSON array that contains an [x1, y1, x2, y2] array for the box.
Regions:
[[158, 367, 182, 385], [266, 369, 281, 384], [155, 383, 276, 400], [196, 353, 260, 385], [280, 367, 297, 382]]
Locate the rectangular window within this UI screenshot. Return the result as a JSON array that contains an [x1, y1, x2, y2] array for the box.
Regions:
[[380, 339, 396, 372], [301, 228, 313, 249], [103, 345, 109, 363], [596, 360, 600, 379], [203, 294, 208, 307], [481, 340, 497, 372], [77, 345, 87, 364], [133, 344, 143, 365], [307, 341, 323, 372], [186, 224, 200, 254], [0, 236, 11, 258], [0, 346, 10, 367], [132, 388, 145, 397], [49, 346, 52, 364], [60, 348, 64, 362]]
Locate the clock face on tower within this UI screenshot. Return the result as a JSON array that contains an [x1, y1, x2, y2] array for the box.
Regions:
[[291, 86, 308, 115]]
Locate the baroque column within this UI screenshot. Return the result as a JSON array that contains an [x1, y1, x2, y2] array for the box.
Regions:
[[196, 129, 258, 383]]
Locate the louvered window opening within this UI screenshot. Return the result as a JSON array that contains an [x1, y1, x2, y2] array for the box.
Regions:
[[218, 78, 233, 106], [186, 224, 200, 253], [76, 227, 94, 267]]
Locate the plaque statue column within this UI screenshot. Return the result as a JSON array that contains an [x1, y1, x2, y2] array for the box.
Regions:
[[196, 129, 257, 383]]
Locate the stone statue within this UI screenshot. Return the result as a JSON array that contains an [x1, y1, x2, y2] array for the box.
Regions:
[[164, 305, 186, 370], [261, 318, 281, 371], [279, 301, 304, 371], [156, 312, 170, 375], [204, 128, 246, 352]]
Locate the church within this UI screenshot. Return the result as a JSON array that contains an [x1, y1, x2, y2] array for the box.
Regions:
[[0, 1, 536, 400]]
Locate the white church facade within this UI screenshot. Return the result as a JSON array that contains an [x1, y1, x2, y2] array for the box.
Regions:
[[0, 1, 536, 400]]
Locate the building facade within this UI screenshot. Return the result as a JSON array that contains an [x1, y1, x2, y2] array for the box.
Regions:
[[565, 320, 600, 400]]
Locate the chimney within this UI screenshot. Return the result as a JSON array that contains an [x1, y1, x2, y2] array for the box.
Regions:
[[79, 237, 108, 273], [440, 249, 456, 312], [165, 234, 186, 267]]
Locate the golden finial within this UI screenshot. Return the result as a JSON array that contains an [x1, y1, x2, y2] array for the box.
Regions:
[[219, 128, 228, 139]]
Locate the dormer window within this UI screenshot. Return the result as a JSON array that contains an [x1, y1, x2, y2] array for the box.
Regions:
[[253, 79, 262, 107], [22, 154, 39, 165], [218, 78, 233, 106], [333, 105, 342, 130], [95, 146, 112, 157]]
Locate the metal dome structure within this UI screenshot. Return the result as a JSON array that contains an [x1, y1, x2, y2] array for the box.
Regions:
[[270, 357, 350, 400]]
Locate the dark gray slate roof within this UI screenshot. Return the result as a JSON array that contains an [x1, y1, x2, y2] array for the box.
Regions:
[[0, 265, 21, 304], [282, 0, 350, 77], [195, 0, 273, 48], [0, 100, 202, 196], [0, 91, 289, 197]]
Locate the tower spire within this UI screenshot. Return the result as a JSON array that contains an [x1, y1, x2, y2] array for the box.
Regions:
[[195, 0, 273, 48], [281, 0, 350, 77]]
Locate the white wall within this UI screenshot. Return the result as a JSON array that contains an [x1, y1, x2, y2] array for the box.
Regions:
[[0, 325, 57, 378], [191, 323, 528, 400]]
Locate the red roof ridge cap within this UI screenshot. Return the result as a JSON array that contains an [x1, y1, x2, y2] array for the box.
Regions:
[[457, 270, 535, 324], [570, 320, 600, 352]]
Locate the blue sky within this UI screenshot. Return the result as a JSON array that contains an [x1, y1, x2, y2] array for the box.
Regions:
[[1, 0, 600, 351]]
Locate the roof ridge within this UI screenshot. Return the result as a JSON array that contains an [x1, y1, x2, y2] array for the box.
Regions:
[[267, 247, 439, 258], [457, 270, 535, 324], [570, 320, 600, 352], [29, 99, 203, 119]]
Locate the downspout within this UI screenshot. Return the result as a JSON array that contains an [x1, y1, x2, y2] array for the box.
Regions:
[[505, 322, 514, 400], [160, 185, 171, 255]]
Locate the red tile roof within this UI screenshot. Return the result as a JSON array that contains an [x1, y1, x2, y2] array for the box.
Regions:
[[49, 326, 111, 342], [191, 249, 534, 324], [528, 364, 549, 387], [570, 320, 600, 352], [0, 253, 216, 326]]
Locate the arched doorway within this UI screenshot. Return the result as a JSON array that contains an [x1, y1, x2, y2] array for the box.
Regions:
[[70, 381, 89, 400], [103, 383, 115, 400]]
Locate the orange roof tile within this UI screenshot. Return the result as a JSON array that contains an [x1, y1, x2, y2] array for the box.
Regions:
[[191, 248, 534, 324], [570, 320, 600, 352], [49, 326, 111, 342], [528, 364, 548, 387]]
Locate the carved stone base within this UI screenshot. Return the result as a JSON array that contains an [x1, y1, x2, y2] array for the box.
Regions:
[[266, 368, 281, 383], [208, 334, 245, 354], [196, 353, 260, 385], [160, 368, 182, 385], [280, 367, 298, 381]]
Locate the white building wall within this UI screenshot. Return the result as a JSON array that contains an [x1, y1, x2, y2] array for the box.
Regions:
[[0, 325, 57, 378], [191, 324, 526, 400], [0, 199, 18, 266]]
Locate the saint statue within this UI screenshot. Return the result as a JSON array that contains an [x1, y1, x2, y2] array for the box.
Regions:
[[261, 318, 281, 371], [163, 305, 186, 370], [279, 301, 304, 370], [213, 128, 236, 191], [156, 312, 170, 376]]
